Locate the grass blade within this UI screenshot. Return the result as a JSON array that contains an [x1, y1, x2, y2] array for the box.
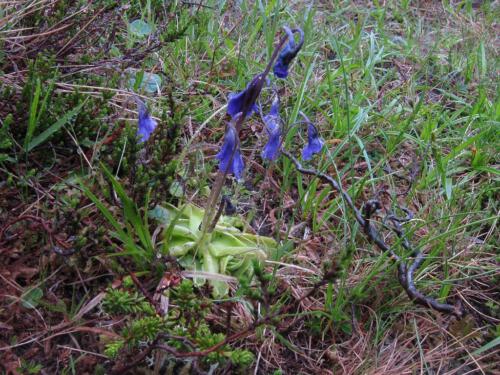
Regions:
[[101, 164, 154, 256], [25, 99, 87, 152], [472, 337, 500, 356], [24, 78, 41, 150]]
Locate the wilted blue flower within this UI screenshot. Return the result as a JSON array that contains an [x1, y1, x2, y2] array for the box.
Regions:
[[227, 73, 266, 119], [216, 122, 244, 180], [262, 96, 281, 161], [273, 26, 304, 79], [301, 113, 324, 160], [136, 99, 157, 142]]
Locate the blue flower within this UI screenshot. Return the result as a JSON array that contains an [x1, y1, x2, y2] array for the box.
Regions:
[[262, 97, 281, 161], [216, 122, 244, 180], [227, 73, 266, 119], [273, 27, 304, 79], [136, 99, 157, 142], [301, 113, 324, 160]]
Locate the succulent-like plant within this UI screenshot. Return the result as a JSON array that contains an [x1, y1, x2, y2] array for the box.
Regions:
[[155, 203, 277, 297]]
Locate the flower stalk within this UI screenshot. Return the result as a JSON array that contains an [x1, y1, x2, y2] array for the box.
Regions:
[[200, 31, 295, 236]]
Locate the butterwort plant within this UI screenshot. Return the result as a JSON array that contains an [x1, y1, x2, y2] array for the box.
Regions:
[[158, 25, 324, 296], [187, 27, 300, 295]]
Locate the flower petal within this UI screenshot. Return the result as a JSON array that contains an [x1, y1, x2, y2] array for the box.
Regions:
[[262, 97, 281, 161], [262, 129, 281, 161], [231, 149, 245, 180], [227, 91, 245, 118], [216, 123, 245, 179], [301, 114, 324, 161], [273, 27, 304, 79], [136, 99, 157, 142], [227, 74, 266, 119]]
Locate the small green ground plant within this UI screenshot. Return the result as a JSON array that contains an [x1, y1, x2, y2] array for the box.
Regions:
[[102, 278, 255, 372]]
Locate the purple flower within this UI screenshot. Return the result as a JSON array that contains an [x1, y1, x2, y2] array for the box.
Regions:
[[136, 99, 157, 142], [273, 27, 304, 79], [227, 73, 266, 119], [301, 113, 324, 160], [262, 97, 281, 161], [216, 122, 244, 180]]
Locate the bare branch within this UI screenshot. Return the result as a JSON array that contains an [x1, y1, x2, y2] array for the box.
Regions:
[[281, 150, 464, 317]]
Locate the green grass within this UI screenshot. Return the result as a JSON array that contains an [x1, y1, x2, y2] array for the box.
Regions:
[[0, 0, 498, 374]]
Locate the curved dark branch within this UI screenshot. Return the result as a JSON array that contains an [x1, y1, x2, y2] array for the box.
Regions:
[[281, 150, 464, 317]]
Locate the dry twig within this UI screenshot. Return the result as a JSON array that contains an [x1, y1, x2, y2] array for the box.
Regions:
[[281, 150, 464, 317]]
